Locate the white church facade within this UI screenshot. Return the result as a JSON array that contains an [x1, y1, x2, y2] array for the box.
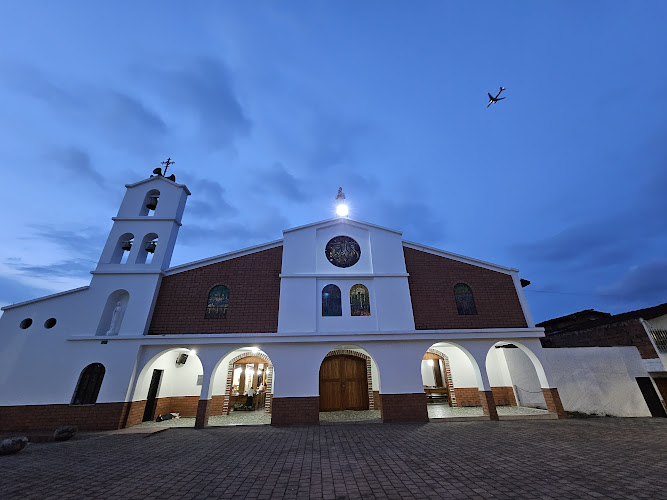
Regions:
[[0, 172, 658, 431]]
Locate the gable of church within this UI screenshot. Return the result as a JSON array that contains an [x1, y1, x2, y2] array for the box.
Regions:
[[403, 246, 527, 329], [148, 246, 283, 335]]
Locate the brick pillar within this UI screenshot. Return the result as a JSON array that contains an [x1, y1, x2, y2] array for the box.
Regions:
[[270, 397, 319, 425], [195, 400, 211, 429], [479, 390, 499, 421], [542, 388, 566, 419], [380, 393, 429, 423]]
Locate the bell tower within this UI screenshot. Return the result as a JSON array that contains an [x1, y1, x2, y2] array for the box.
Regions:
[[90, 163, 190, 336], [95, 168, 190, 273]]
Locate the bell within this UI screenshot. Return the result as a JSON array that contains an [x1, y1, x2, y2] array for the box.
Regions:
[[167, 174, 176, 182], [145, 241, 157, 253], [121, 241, 132, 251], [146, 196, 158, 210]]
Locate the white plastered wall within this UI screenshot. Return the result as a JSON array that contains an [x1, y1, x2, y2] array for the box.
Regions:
[[133, 350, 204, 401], [435, 345, 478, 388], [505, 346, 651, 416]]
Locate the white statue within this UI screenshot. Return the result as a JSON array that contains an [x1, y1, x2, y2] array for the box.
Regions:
[[106, 301, 124, 336]]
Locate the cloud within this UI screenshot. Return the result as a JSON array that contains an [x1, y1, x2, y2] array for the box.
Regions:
[[0, 275, 51, 308], [511, 220, 639, 271], [597, 258, 667, 306], [252, 162, 310, 202], [6, 259, 93, 280], [47, 147, 106, 188], [24, 225, 107, 259], [149, 58, 251, 149], [370, 199, 447, 245], [179, 175, 238, 221], [0, 61, 168, 151]]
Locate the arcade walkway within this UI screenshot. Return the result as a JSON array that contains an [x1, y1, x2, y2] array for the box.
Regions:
[[135, 405, 552, 427]]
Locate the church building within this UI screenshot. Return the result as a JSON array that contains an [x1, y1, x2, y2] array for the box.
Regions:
[[0, 170, 616, 432]]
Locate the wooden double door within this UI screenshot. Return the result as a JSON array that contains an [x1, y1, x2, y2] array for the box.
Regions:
[[319, 355, 369, 411]]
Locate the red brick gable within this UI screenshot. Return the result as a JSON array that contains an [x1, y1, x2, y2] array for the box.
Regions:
[[403, 247, 527, 330], [148, 246, 283, 335]]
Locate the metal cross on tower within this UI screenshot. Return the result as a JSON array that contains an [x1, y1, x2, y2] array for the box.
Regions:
[[161, 157, 175, 176]]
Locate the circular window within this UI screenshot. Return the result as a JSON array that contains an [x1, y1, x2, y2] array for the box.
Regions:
[[44, 318, 57, 329], [19, 318, 33, 329], [325, 236, 361, 268]]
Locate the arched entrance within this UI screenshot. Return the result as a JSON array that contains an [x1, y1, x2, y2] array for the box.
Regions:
[[220, 350, 273, 415], [319, 348, 376, 413], [132, 347, 204, 426], [422, 348, 456, 407]]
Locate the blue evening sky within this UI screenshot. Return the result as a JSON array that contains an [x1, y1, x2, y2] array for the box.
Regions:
[[1, 2, 666, 322]]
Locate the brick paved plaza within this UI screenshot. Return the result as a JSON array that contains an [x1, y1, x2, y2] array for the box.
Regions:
[[1, 419, 666, 499]]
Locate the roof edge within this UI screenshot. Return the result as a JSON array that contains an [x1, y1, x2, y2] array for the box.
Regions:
[[283, 217, 403, 235], [402, 241, 519, 274], [164, 239, 283, 275], [1, 286, 90, 311], [125, 176, 191, 195]]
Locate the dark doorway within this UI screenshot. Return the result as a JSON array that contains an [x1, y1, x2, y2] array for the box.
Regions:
[[319, 355, 368, 411], [636, 377, 667, 417], [143, 369, 163, 422]]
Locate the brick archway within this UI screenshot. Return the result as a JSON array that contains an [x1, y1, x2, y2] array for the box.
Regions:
[[221, 352, 273, 415], [324, 349, 376, 410], [426, 348, 457, 407]]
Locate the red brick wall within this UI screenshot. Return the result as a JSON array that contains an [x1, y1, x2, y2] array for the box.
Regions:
[[149, 246, 283, 335], [373, 391, 382, 411], [450, 387, 516, 406], [403, 247, 527, 330], [153, 396, 200, 417], [540, 318, 658, 359], [124, 400, 147, 427], [380, 393, 429, 423], [0, 403, 131, 432], [542, 388, 566, 418], [452, 387, 483, 407], [271, 397, 319, 425], [492, 386, 517, 406]]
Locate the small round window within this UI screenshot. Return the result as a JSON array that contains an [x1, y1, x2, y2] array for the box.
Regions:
[[44, 318, 57, 329], [325, 236, 361, 268], [20, 318, 33, 329]]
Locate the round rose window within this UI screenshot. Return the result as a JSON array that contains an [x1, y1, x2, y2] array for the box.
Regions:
[[325, 236, 361, 268]]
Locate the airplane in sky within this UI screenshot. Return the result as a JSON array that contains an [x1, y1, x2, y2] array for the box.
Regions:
[[487, 87, 506, 108]]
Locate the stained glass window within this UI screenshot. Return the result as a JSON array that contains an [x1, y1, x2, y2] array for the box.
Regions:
[[454, 283, 477, 315], [322, 284, 342, 316], [350, 284, 371, 316], [325, 236, 361, 268], [206, 285, 230, 319], [71, 363, 105, 405]]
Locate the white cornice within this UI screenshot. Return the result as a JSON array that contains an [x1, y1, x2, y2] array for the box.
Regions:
[[125, 176, 191, 195], [283, 217, 403, 235]]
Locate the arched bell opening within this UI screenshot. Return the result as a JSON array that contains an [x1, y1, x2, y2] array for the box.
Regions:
[[132, 348, 204, 426], [135, 233, 159, 264], [139, 189, 160, 216], [318, 345, 380, 422], [110, 233, 134, 264]]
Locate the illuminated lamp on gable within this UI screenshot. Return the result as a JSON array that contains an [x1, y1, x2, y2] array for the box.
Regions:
[[335, 187, 349, 217]]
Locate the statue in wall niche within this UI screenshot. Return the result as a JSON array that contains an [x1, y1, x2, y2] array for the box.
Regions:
[[106, 301, 124, 336]]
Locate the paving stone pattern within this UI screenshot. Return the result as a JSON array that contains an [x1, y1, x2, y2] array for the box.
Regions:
[[1, 419, 666, 499]]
